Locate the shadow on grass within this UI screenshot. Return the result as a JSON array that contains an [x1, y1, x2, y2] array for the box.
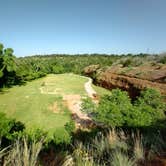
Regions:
[[0, 80, 27, 94]]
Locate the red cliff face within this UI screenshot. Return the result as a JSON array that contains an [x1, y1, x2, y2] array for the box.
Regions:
[[97, 71, 166, 99], [84, 64, 166, 99]]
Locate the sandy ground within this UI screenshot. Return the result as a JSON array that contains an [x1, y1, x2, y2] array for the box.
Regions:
[[84, 78, 97, 98], [63, 77, 97, 128]]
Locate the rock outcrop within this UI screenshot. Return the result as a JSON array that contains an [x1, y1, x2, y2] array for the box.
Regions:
[[84, 64, 166, 99]]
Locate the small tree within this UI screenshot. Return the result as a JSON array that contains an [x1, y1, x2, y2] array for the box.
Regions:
[[135, 88, 165, 111], [0, 43, 17, 87], [128, 88, 166, 127], [81, 98, 96, 114], [0, 113, 25, 142], [95, 89, 132, 127], [94, 88, 166, 128]]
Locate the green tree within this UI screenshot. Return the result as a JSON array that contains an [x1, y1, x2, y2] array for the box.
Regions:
[[0, 112, 25, 142], [95, 89, 132, 126], [135, 88, 165, 111], [128, 88, 166, 127], [95, 88, 165, 128], [0, 43, 17, 87]]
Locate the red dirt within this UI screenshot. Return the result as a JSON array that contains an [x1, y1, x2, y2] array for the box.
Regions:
[[98, 71, 166, 99], [63, 95, 95, 129], [84, 64, 166, 99]]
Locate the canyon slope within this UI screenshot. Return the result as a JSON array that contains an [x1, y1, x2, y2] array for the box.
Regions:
[[84, 62, 166, 99]]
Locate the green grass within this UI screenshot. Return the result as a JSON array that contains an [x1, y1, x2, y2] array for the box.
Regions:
[[93, 84, 111, 96], [0, 74, 110, 141]]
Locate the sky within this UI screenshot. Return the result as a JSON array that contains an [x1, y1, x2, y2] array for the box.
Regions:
[[0, 0, 166, 57]]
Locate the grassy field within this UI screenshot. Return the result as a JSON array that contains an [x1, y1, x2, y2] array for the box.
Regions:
[[0, 74, 110, 141]]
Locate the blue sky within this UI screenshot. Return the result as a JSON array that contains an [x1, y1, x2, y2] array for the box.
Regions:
[[0, 0, 166, 56]]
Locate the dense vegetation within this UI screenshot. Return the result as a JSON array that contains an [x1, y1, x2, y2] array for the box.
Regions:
[[1, 43, 166, 88], [0, 43, 166, 165], [82, 88, 166, 128]]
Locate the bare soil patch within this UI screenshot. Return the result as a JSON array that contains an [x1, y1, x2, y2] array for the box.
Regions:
[[48, 102, 60, 113], [63, 94, 95, 129], [39, 87, 62, 95]]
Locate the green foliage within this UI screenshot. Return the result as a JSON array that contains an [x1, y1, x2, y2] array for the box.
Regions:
[[0, 112, 13, 138], [115, 56, 144, 67], [95, 89, 132, 126], [52, 65, 65, 74], [135, 88, 165, 111], [0, 43, 18, 87], [0, 42, 163, 88], [81, 97, 96, 114], [159, 54, 166, 64], [65, 120, 75, 135], [25, 128, 47, 142], [52, 129, 72, 145], [0, 112, 25, 141], [127, 89, 166, 127], [94, 89, 165, 127], [15, 54, 118, 83]]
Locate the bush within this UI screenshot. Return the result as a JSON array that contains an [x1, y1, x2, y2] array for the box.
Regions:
[[95, 89, 132, 126], [81, 97, 96, 114], [0, 112, 25, 141], [159, 54, 166, 64], [65, 120, 75, 135], [127, 89, 166, 127], [94, 88, 166, 128], [135, 88, 165, 111]]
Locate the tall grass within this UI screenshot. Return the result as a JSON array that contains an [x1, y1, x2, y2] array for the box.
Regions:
[[63, 129, 137, 166], [0, 128, 165, 165], [3, 137, 44, 166], [133, 132, 144, 162], [111, 150, 135, 166], [63, 142, 95, 166]]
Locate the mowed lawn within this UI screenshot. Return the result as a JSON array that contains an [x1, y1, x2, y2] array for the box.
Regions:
[[0, 73, 110, 141]]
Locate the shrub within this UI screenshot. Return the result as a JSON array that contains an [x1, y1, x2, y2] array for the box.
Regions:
[[65, 120, 75, 135], [94, 88, 166, 128], [0, 112, 25, 141], [159, 54, 166, 64], [81, 98, 96, 114], [95, 89, 132, 126], [128, 89, 166, 127], [25, 128, 47, 142], [135, 88, 165, 112]]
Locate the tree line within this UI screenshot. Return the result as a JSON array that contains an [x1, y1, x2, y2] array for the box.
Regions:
[[1, 42, 166, 88]]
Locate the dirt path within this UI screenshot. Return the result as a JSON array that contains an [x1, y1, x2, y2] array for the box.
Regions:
[[84, 78, 97, 98], [63, 77, 97, 128], [63, 95, 92, 128]]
